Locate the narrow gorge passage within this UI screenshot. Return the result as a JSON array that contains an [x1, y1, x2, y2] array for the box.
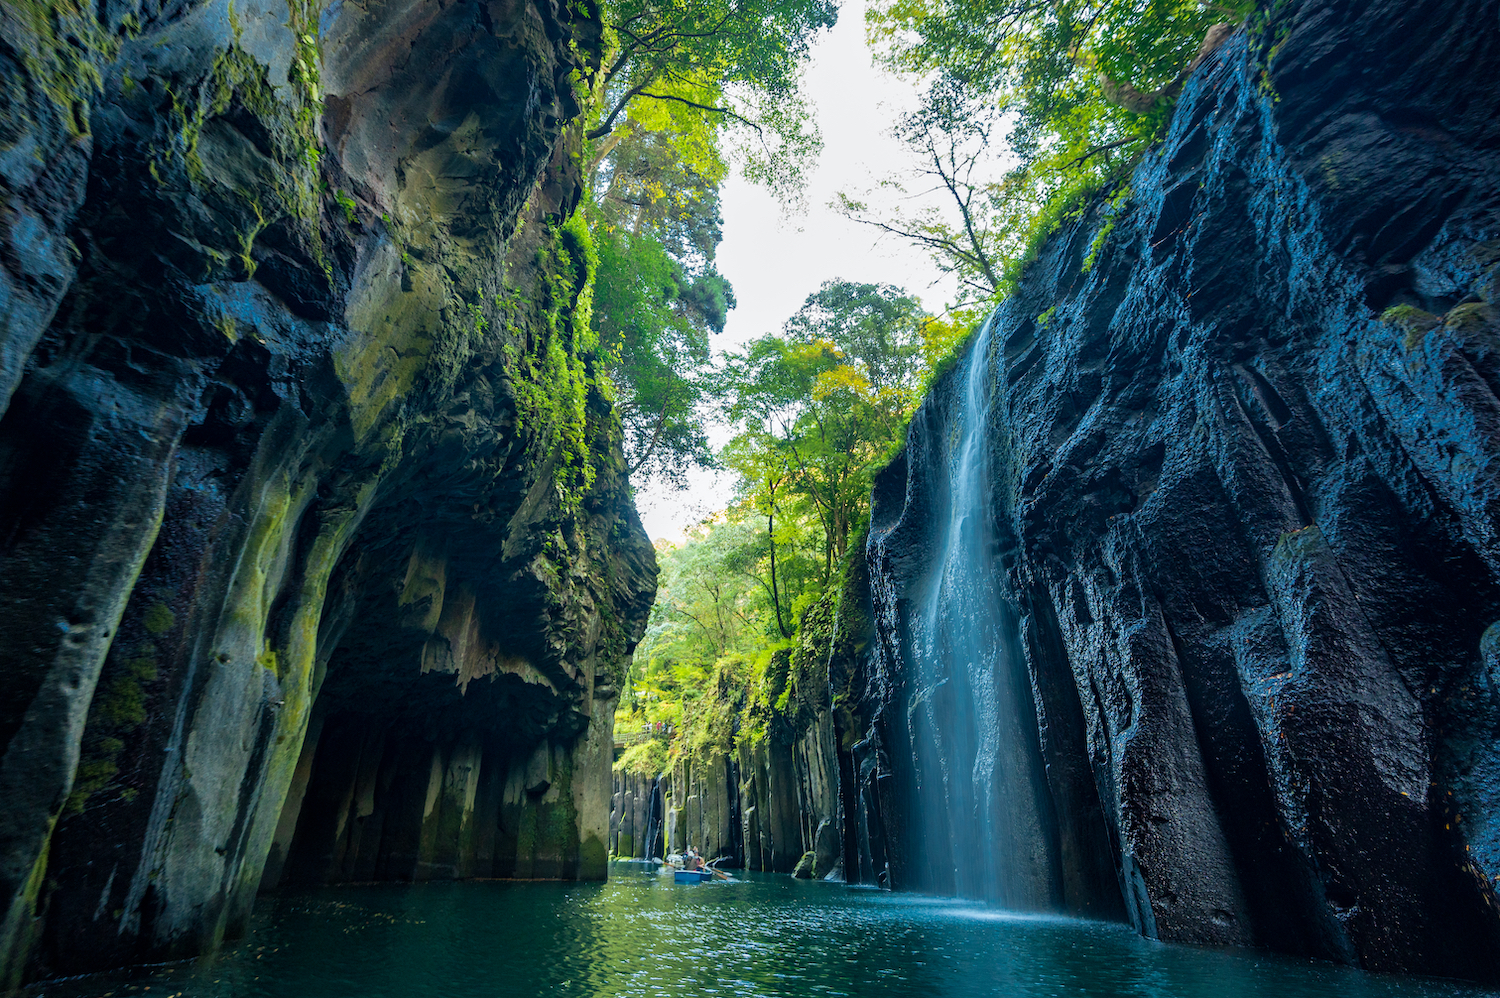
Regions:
[[4, 0, 1500, 992]]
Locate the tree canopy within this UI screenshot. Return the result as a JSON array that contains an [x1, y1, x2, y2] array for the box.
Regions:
[[723, 281, 927, 580], [589, 0, 838, 200], [582, 0, 839, 487], [843, 0, 1254, 306], [614, 281, 944, 773]]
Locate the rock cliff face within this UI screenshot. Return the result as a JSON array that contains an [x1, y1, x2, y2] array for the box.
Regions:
[[0, 0, 654, 985], [866, 0, 1500, 981]]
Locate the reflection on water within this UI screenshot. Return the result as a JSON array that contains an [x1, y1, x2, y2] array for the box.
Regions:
[[25, 864, 1499, 998]]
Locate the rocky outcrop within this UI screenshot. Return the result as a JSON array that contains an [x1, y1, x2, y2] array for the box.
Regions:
[[865, 0, 1500, 981], [662, 753, 739, 863], [609, 769, 663, 860], [0, 0, 653, 985]]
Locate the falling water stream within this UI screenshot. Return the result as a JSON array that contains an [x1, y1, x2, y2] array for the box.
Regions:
[[907, 317, 1059, 906]]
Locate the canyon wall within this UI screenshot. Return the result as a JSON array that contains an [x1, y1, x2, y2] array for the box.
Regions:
[[0, 0, 654, 985], [866, 0, 1500, 981]]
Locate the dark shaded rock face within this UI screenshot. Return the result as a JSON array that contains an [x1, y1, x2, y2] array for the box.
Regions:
[[0, 0, 653, 985], [866, 0, 1500, 981]]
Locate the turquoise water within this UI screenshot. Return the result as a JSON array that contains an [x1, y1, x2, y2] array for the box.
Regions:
[[25, 863, 1499, 998]]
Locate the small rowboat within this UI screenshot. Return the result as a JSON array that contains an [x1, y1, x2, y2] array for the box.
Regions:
[[673, 869, 715, 884]]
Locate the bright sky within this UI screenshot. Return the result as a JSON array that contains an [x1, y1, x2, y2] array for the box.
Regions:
[[631, 0, 960, 541]]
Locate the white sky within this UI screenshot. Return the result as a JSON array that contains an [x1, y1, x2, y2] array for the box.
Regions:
[[631, 0, 960, 541]]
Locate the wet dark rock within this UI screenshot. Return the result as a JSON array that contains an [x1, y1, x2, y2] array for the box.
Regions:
[[0, 0, 653, 985], [863, 0, 1500, 980], [610, 769, 666, 861]]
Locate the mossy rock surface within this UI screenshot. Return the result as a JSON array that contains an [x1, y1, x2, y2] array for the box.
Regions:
[[0, 0, 653, 983]]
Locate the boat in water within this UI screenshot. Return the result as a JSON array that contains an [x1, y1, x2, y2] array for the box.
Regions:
[[657, 854, 731, 883]]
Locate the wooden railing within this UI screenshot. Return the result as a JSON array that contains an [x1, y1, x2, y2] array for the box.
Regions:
[[612, 726, 673, 749]]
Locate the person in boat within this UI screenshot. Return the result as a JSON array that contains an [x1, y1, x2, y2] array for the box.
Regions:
[[685, 845, 702, 870]]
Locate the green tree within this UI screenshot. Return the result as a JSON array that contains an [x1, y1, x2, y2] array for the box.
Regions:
[[723, 281, 928, 581], [583, 0, 838, 486], [640, 521, 763, 663], [588, 0, 838, 200], [587, 108, 735, 484], [847, 0, 1252, 305], [615, 282, 946, 779], [591, 220, 732, 484], [617, 517, 804, 771]]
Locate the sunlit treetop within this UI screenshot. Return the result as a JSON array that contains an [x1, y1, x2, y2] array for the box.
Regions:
[[589, 0, 838, 201], [867, 0, 1253, 142], [848, 0, 1254, 307]]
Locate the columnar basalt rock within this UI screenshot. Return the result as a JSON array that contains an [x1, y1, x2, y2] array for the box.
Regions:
[[609, 768, 661, 860], [0, 0, 653, 985], [865, 0, 1500, 981], [642, 565, 877, 880]]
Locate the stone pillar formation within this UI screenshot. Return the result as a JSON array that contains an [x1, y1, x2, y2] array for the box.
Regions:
[[0, 0, 655, 985]]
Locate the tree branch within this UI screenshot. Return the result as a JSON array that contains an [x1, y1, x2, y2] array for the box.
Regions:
[[627, 400, 673, 475], [636, 92, 763, 133], [1059, 136, 1138, 170], [587, 79, 653, 139]]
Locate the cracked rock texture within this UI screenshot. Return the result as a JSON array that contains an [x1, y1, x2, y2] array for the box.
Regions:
[[0, 0, 654, 985], [866, 0, 1500, 981]]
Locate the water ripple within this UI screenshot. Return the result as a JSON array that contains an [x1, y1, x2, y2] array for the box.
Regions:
[[22, 865, 1500, 998]]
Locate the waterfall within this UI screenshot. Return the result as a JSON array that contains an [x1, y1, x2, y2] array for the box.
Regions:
[[906, 315, 1060, 908], [645, 776, 666, 860]]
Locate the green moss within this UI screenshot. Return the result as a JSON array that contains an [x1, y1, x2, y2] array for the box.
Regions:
[[417, 773, 468, 867], [509, 210, 607, 514], [10, 0, 117, 140], [66, 639, 161, 813], [125, 654, 158, 682], [1444, 302, 1494, 335], [65, 758, 119, 813], [238, 198, 267, 279], [145, 37, 327, 279], [257, 648, 280, 677], [1381, 304, 1440, 351], [143, 602, 176, 635], [96, 672, 147, 728], [1082, 184, 1132, 274], [0, 821, 54, 988], [334, 188, 357, 223]]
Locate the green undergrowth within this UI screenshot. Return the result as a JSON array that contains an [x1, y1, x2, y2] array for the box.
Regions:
[[616, 537, 865, 777]]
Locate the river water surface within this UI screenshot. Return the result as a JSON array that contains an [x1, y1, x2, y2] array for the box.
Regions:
[[26, 863, 1500, 998]]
